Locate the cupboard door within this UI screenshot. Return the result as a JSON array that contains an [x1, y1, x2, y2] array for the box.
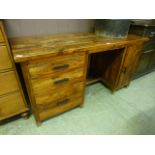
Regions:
[[117, 44, 142, 88]]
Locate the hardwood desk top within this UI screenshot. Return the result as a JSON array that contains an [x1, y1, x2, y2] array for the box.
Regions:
[[9, 33, 148, 62]]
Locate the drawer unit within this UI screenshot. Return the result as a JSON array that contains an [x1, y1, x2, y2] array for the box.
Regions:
[[21, 52, 87, 124], [0, 21, 28, 121], [38, 92, 83, 121], [0, 71, 19, 96], [0, 92, 26, 120], [0, 29, 5, 42], [0, 46, 12, 70], [28, 52, 85, 79]]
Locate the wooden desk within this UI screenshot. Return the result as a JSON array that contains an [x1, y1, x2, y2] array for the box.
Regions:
[[9, 33, 148, 125]]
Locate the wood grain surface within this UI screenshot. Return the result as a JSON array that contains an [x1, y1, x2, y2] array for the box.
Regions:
[[10, 33, 148, 62]]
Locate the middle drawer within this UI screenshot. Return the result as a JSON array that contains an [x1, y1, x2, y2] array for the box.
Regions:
[[0, 70, 19, 96], [30, 67, 85, 104]]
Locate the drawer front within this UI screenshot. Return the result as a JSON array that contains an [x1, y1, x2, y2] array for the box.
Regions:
[[0, 71, 19, 96], [0, 29, 5, 43], [31, 67, 84, 96], [38, 93, 83, 121], [0, 92, 26, 120], [28, 53, 86, 78], [34, 80, 84, 105], [0, 46, 12, 70]]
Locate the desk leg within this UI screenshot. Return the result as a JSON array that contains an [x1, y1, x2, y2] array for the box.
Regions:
[[80, 52, 88, 109]]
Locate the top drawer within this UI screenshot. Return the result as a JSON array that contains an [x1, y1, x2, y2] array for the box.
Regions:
[[28, 52, 86, 79], [0, 46, 12, 70], [0, 29, 5, 43]]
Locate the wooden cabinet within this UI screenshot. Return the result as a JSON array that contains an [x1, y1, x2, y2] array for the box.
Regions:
[[129, 21, 155, 79], [0, 21, 28, 121]]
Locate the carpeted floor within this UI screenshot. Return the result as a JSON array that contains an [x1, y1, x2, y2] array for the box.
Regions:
[[1, 72, 155, 135]]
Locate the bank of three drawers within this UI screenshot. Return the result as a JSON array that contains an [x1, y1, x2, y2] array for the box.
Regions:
[[21, 52, 87, 124]]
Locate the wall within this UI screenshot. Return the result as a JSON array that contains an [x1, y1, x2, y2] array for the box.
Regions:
[[4, 19, 95, 38]]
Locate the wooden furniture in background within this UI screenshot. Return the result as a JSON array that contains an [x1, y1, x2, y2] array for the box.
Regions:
[[129, 20, 155, 79], [10, 33, 148, 125], [0, 21, 28, 121]]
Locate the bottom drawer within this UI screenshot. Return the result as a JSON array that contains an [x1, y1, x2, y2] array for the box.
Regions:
[[0, 92, 26, 120], [38, 93, 83, 121]]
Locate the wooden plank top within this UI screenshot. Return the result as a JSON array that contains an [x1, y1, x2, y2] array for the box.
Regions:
[[9, 33, 148, 62]]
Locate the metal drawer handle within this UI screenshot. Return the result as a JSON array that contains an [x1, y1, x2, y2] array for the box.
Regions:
[[52, 64, 69, 70], [54, 78, 69, 84], [57, 98, 70, 105]]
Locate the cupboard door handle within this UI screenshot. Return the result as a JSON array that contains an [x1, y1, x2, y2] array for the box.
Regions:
[[54, 78, 69, 84], [57, 98, 69, 105], [52, 64, 69, 70]]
